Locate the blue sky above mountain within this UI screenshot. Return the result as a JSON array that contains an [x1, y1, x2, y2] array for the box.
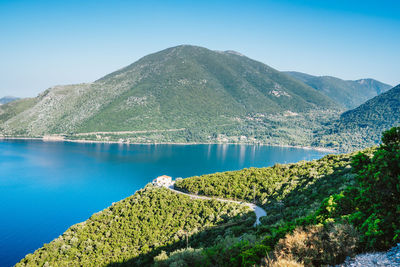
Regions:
[[0, 0, 399, 97]]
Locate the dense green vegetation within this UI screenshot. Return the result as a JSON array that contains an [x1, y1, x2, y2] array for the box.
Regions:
[[285, 71, 392, 109], [315, 84, 400, 151], [16, 186, 252, 266], [175, 151, 357, 223], [64, 109, 337, 148], [261, 127, 400, 265], [314, 127, 400, 251]]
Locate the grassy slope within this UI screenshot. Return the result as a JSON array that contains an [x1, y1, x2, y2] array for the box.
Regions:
[[0, 98, 39, 133]]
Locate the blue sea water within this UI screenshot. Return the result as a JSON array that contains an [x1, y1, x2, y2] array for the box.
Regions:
[[0, 140, 328, 266]]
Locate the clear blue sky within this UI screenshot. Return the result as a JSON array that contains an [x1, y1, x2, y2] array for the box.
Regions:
[[1, 0, 399, 97]]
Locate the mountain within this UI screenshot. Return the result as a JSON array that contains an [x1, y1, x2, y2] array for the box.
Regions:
[[0, 45, 338, 145], [285, 71, 392, 109], [316, 84, 400, 150], [0, 97, 38, 128], [0, 96, 19, 105]]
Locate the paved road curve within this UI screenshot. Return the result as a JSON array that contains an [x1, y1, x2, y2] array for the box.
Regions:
[[167, 184, 267, 226]]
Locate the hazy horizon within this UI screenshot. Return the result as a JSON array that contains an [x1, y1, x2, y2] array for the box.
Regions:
[[1, 0, 399, 97]]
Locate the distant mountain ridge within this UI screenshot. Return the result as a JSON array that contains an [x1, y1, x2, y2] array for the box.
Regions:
[[0, 45, 338, 146], [0, 96, 19, 105], [285, 71, 392, 109]]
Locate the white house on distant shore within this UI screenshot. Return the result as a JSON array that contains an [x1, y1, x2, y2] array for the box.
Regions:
[[153, 175, 173, 187]]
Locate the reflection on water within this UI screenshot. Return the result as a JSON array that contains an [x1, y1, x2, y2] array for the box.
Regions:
[[0, 140, 328, 266]]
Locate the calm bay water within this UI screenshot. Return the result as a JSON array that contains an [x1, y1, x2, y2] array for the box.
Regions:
[[0, 140, 328, 266]]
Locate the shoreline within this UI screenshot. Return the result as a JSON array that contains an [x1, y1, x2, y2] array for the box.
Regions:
[[0, 136, 337, 153]]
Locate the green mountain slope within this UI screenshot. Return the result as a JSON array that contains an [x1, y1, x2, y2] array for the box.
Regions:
[[0, 45, 338, 144], [316, 84, 400, 151], [285, 71, 392, 109]]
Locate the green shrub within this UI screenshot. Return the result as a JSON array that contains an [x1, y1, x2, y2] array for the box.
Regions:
[[201, 234, 269, 267], [153, 248, 206, 267]]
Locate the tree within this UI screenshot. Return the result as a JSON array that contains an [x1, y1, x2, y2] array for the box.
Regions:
[[351, 127, 400, 249]]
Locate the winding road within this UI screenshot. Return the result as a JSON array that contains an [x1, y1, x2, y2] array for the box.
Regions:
[[167, 184, 267, 226]]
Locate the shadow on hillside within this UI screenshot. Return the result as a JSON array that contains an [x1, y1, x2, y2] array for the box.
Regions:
[[106, 211, 255, 266], [260, 160, 353, 225]]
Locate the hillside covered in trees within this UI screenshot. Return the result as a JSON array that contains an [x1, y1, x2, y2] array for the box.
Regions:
[[17, 127, 400, 266], [315, 84, 400, 151], [18, 149, 356, 266], [16, 187, 253, 266], [175, 152, 357, 224]]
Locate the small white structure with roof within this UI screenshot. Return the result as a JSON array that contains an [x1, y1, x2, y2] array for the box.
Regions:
[[153, 175, 173, 187]]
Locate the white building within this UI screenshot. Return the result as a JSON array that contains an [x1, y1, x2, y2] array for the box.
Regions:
[[152, 175, 173, 187]]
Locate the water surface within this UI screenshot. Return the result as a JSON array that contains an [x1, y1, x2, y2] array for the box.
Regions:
[[0, 140, 328, 266]]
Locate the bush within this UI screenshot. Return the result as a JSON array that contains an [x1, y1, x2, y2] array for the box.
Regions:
[[274, 225, 321, 266], [200, 234, 269, 267], [274, 223, 359, 266], [325, 223, 360, 263], [153, 248, 206, 267]]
